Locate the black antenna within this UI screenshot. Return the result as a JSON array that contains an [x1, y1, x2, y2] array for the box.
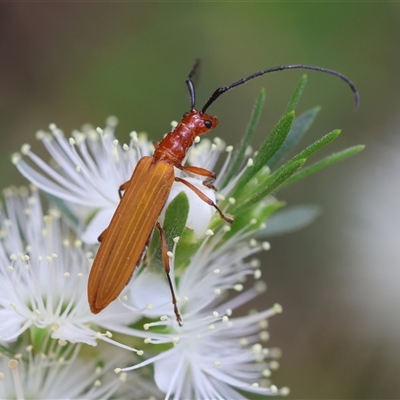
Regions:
[[186, 59, 201, 111], [201, 64, 359, 114]]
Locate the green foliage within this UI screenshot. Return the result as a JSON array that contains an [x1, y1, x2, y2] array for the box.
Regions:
[[282, 145, 365, 187], [285, 74, 308, 114], [162, 191, 190, 251], [231, 111, 295, 198], [256, 204, 321, 238], [218, 75, 363, 237], [268, 106, 320, 169], [149, 191, 189, 271], [234, 158, 306, 215], [149, 76, 363, 271]]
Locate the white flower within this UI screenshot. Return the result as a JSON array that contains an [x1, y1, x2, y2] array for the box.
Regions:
[[0, 340, 135, 399], [0, 186, 140, 353], [11, 118, 288, 398], [110, 223, 288, 398], [12, 118, 224, 243]]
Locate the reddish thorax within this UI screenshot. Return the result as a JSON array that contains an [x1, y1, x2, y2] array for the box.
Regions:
[[153, 109, 219, 165]]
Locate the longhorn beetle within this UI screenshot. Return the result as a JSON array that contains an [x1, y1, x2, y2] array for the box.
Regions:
[[88, 61, 359, 325]]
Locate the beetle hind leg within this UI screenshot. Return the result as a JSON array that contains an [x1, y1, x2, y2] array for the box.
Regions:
[[155, 221, 183, 326]]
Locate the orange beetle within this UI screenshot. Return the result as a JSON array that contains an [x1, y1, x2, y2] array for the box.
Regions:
[[88, 61, 359, 324]]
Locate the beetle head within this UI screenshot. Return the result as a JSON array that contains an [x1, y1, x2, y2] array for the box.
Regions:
[[182, 109, 219, 136]]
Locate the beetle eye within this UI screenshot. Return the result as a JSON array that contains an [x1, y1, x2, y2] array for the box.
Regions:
[[204, 120, 212, 129], [182, 112, 189, 118]]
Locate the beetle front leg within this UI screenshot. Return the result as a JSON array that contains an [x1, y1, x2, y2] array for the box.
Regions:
[[176, 164, 217, 190]]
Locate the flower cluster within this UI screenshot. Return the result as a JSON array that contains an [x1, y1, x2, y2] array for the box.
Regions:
[[0, 77, 362, 399]]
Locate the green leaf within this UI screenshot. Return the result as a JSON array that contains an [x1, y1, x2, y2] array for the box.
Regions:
[[150, 192, 189, 269], [173, 226, 199, 271], [285, 74, 308, 114], [231, 111, 295, 197], [162, 192, 190, 253], [222, 89, 266, 188], [291, 129, 342, 163], [283, 145, 365, 187], [256, 204, 321, 238], [234, 158, 306, 214], [268, 107, 320, 170]]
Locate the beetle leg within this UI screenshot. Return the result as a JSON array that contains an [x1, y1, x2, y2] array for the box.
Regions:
[[118, 180, 131, 199], [175, 176, 233, 224], [97, 228, 108, 243], [155, 221, 182, 326], [176, 164, 217, 190]]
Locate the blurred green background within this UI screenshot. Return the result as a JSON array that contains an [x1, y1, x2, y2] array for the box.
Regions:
[[1, 3, 399, 399]]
